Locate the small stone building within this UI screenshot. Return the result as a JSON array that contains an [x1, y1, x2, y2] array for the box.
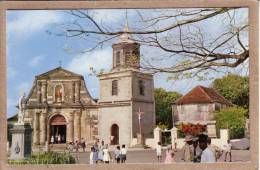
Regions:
[[172, 85, 232, 137]]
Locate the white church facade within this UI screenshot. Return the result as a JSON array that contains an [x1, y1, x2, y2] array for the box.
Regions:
[[19, 30, 156, 150]]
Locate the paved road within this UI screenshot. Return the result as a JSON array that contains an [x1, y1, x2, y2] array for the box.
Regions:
[[71, 149, 250, 164]]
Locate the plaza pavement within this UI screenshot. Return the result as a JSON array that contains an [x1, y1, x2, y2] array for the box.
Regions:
[[70, 149, 250, 164]]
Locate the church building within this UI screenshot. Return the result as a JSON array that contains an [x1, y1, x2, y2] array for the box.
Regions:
[[20, 26, 156, 150]]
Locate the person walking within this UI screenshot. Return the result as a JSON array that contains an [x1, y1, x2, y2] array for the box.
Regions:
[[120, 144, 127, 163], [156, 142, 162, 162], [103, 144, 111, 164], [164, 146, 174, 164], [114, 146, 121, 163], [224, 140, 232, 162]]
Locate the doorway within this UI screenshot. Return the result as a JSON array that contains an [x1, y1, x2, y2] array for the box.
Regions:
[[49, 114, 67, 144], [111, 124, 119, 145]]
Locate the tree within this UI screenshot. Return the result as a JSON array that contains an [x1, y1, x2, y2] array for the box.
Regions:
[[215, 107, 247, 139], [212, 74, 249, 111], [154, 88, 182, 129], [59, 8, 249, 79]]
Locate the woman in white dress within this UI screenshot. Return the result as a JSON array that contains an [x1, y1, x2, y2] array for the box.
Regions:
[[103, 144, 111, 164]]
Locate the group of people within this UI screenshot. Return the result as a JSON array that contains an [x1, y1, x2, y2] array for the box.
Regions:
[[89, 139, 127, 164], [182, 134, 232, 163], [50, 134, 66, 144], [68, 138, 86, 152], [156, 142, 175, 163]]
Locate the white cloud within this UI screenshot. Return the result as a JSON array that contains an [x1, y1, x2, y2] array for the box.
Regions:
[[89, 9, 126, 25], [28, 56, 45, 67], [7, 10, 63, 40], [66, 47, 112, 75]]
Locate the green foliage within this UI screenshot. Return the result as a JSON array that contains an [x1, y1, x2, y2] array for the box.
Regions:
[[154, 88, 182, 129], [212, 74, 249, 112], [8, 152, 76, 164], [215, 107, 247, 139]]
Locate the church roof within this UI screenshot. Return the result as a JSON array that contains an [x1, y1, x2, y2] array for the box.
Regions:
[[174, 85, 232, 106], [36, 67, 83, 79]]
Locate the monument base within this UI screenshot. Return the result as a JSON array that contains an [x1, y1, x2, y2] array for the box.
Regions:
[[132, 133, 145, 148], [10, 123, 32, 160]]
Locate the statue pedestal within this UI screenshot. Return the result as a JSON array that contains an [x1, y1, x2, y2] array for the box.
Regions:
[[10, 123, 33, 160], [133, 133, 145, 148]]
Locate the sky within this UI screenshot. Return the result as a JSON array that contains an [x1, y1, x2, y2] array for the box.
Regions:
[[6, 9, 248, 117]]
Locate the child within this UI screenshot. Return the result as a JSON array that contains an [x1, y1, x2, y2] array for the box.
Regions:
[[114, 146, 121, 163], [120, 144, 127, 163], [156, 142, 162, 162], [224, 140, 232, 162], [164, 146, 174, 163]]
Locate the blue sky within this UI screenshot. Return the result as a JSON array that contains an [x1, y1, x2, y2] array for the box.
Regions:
[[6, 9, 248, 117]]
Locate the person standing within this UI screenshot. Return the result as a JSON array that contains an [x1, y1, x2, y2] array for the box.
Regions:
[[89, 147, 95, 164], [192, 138, 202, 162], [51, 136, 54, 145], [58, 134, 61, 144], [93, 141, 99, 164], [182, 135, 194, 162], [156, 142, 162, 162], [120, 144, 127, 163], [224, 140, 232, 162], [164, 146, 174, 163], [75, 140, 79, 152], [198, 134, 216, 163], [98, 140, 105, 163], [81, 138, 86, 152], [103, 144, 111, 164], [114, 146, 121, 163]]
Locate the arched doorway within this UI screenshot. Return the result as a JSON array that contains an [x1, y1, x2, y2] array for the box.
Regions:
[[49, 114, 67, 144], [111, 124, 119, 145]]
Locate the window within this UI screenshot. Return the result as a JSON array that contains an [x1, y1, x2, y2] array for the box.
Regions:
[[55, 85, 63, 102], [138, 80, 144, 96], [116, 51, 120, 67], [125, 50, 131, 65], [112, 80, 118, 96]]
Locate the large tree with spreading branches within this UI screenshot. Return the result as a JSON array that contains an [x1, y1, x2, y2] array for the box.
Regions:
[[57, 8, 249, 79]]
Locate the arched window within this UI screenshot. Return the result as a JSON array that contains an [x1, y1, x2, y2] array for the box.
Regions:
[[116, 51, 120, 67], [112, 80, 118, 96], [139, 80, 144, 96], [55, 85, 63, 102]]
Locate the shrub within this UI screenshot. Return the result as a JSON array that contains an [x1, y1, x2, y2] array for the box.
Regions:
[[8, 151, 76, 164], [215, 107, 247, 139]]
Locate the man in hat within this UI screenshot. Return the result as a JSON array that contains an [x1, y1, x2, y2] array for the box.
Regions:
[[198, 134, 215, 163], [181, 135, 194, 162]]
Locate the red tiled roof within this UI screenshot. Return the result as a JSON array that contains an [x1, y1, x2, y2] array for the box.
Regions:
[[174, 86, 232, 105]]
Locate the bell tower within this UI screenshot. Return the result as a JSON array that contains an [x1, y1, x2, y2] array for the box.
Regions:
[[112, 23, 140, 70]]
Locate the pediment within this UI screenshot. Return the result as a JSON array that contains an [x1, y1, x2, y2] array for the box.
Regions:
[[37, 67, 82, 79]]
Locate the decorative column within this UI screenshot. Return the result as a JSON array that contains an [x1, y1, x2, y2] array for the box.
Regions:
[[74, 111, 81, 141], [75, 81, 80, 103], [33, 112, 40, 145], [39, 112, 47, 145], [41, 81, 47, 103], [67, 113, 74, 142], [37, 82, 42, 103]]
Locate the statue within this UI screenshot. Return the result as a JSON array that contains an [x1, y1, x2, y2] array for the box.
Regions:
[[17, 92, 26, 124]]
